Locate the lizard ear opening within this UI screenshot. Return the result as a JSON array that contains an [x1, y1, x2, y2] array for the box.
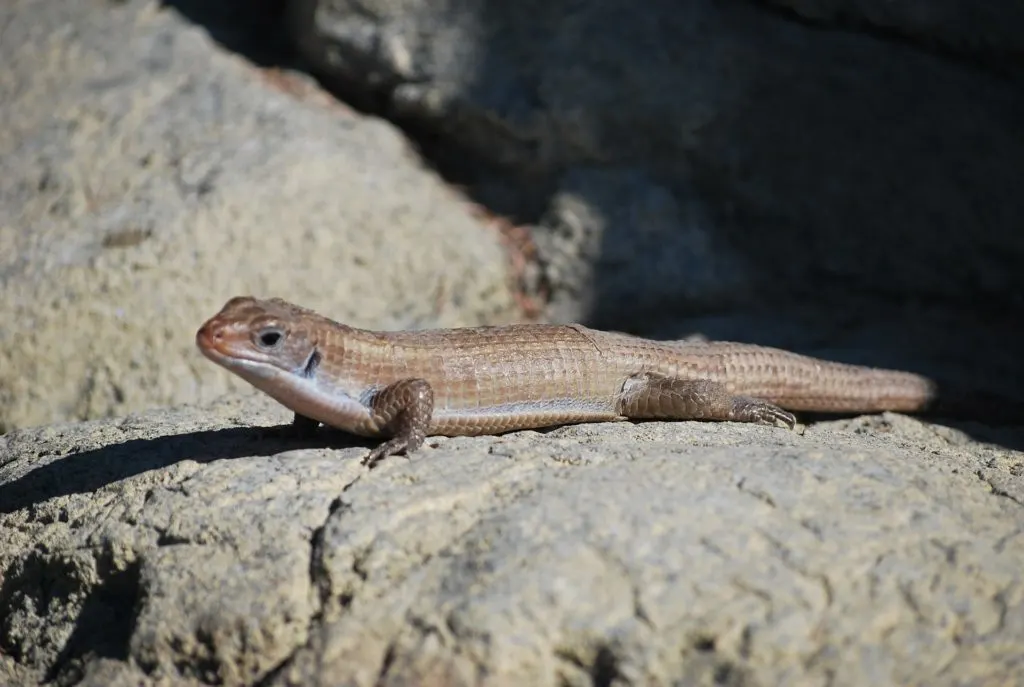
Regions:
[[255, 327, 286, 349]]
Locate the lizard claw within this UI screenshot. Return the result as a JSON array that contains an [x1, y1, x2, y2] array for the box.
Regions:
[[765, 407, 797, 430], [729, 398, 797, 429]]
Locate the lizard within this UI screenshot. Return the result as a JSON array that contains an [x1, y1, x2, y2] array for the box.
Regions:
[[196, 296, 940, 467]]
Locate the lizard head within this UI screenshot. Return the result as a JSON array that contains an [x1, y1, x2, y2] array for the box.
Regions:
[[196, 296, 325, 382]]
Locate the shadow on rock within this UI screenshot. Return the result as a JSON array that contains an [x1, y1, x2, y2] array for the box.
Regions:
[[0, 425, 366, 515], [159, 0, 294, 67]]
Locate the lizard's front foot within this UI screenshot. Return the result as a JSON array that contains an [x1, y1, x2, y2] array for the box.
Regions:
[[362, 437, 415, 468], [362, 378, 433, 468]]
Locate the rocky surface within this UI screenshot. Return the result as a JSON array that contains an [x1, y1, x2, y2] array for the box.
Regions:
[[2, 398, 1022, 686], [3, 0, 1024, 685], [0, 0, 518, 433]]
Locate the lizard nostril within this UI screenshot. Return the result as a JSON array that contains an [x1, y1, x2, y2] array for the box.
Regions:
[[196, 323, 222, 347]]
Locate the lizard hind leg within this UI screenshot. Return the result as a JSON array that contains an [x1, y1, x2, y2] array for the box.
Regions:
[[616, 372, 796, 429]]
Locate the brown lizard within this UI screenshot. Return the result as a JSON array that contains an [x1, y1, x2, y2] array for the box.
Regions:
[[196, 297, 939, 467]]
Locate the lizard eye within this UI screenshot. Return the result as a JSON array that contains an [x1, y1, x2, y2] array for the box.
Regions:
[[255, 327, 285, 348]]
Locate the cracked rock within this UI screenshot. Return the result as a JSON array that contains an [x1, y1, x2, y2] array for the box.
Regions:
[[3, 398, 1023, 685]]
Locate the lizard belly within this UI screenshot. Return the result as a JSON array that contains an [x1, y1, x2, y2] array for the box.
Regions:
[[428, 397, 623, 436]]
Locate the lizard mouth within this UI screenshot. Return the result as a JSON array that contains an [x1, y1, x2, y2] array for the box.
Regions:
[[195, 319, 233, 361]]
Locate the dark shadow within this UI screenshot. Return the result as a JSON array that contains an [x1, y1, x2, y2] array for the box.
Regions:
[[0, 551, 139, 683], [157, 0, 296, 69], [0, 425, 368, 515], [0, 547, 138, 684], [752, 0, 1024, 78], [43, 562, 141, 685], [158, 0, 399, 117]]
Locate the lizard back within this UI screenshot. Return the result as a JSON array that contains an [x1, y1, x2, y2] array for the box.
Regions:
[[318, 322, 936, 435]]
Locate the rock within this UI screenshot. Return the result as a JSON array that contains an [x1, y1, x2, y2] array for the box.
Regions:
[[289, 0, 1024, 333], [0, 0, 517, 433], [2, 400, 1022, 685]]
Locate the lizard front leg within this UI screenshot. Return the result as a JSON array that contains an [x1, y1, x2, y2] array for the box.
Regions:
[[362, 378, 435, 468], [290, 412, 321, 438], [617, 372, 796, 428]]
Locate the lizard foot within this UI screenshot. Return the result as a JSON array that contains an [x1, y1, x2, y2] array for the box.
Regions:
[[363, 378, 433, 468], [729, 398, 797, 429], [617, 374, 798, 430], [362, 438, 411, 468]]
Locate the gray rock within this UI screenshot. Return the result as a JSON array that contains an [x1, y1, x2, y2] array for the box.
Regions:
[[2, 399, 1022, 685], [289, 0, 1024, 331], [0, 0, 517, 432]]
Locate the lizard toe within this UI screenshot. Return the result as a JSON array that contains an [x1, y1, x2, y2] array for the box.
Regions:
[[729, 398, 797, 429], [768, 407, 797, 429]]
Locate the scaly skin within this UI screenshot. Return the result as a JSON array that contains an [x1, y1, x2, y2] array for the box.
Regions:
[[196, 297, 936, 467]]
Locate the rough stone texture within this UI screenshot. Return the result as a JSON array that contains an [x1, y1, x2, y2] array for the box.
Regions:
[[288, 0, 1024, 334], [2, 399, 1022, 685], [0, 0, 517, 433]]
